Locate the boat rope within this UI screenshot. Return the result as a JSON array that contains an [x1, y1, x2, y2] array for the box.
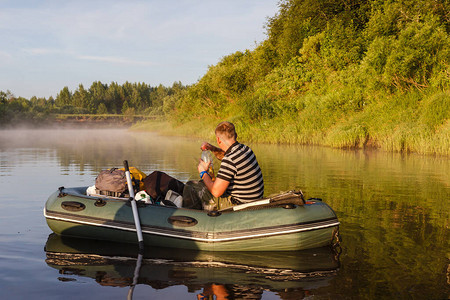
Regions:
[[331, 228, 342, 257]]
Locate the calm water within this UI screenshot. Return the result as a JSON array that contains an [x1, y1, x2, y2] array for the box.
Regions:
[[0, 128, 448, 299]]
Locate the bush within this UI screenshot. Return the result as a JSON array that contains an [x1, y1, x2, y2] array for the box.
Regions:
[[419, 91, 450, 130]]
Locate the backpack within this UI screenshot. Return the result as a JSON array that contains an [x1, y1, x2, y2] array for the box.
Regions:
[[95, 168, 128, 194], [119, 166, 146, 191], [95, 167, 147, 197], [143, 171, 185, 202]]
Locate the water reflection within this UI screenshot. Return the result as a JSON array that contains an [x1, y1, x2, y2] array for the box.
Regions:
[[45, 234, 340, 299]]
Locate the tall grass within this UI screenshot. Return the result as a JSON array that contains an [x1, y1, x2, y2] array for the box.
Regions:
[[139, 88, 448, 156]]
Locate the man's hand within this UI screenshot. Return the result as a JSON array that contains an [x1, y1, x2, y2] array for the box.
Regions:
[[201, 142, 225, 160], [200, 142, 211, 151], [197, 159, 210, 173]]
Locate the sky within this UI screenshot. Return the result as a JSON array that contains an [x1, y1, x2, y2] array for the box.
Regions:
[[0, 0, 279, 99]]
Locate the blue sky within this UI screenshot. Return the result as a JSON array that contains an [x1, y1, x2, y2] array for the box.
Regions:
[[0, 0, 279, 99]]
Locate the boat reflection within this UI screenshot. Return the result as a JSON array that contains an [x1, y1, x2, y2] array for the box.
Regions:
[[44, 233, 340, 299]]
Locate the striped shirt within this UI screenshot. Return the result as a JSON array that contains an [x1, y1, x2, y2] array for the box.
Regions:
[[217, 142, 264, 202]]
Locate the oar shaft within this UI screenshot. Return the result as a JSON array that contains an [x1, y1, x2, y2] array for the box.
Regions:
[[124, 160, 144, 250]]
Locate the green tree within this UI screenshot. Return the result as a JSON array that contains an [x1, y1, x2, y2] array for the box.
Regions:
[[121, 100, 129, 114], [72, 84, 91, 110], [106, 82, 122, 113], [55, 86, 72, 107], [265, 0, 370, 66], [0, 91, 7, 122], [97, 102, 108, 114], [89, 81, 108, 112]]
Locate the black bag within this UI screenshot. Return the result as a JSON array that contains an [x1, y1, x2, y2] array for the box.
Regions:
[[143, 171, 185, 201], [95, 168, 127, 193]]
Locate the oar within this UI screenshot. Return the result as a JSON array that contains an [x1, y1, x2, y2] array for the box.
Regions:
[[123, 160, 144, 251], [218, 190, 305, 212]]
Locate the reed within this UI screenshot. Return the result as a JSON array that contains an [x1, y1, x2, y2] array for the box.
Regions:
[[134, 88, 448, 156]]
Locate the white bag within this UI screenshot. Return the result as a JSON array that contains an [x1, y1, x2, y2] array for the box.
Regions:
[[163, 190, 183, 208], [135, 190, 152, 203], [86, 185, 97, 196]]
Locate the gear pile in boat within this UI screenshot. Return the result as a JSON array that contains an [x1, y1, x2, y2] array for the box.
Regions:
[[89, 168, 187, 208], [88, 167, 308, 211]]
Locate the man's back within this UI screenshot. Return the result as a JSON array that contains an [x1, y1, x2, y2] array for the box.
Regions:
[[216, 142, 264, 202]]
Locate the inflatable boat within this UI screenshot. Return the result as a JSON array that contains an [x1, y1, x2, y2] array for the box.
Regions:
[[44, 186, 340, 251]]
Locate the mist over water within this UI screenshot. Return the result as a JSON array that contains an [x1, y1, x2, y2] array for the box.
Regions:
[[0, 128, 448, 299]]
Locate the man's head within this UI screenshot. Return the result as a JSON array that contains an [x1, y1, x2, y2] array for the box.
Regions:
[[215, 121, 237, 149]]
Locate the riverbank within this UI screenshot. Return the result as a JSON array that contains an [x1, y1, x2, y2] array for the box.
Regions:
[[132, 115, 449, 156], [151, 0, 449, 157]]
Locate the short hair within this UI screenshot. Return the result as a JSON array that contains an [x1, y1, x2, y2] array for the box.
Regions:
[[215, 121, 237, 140]]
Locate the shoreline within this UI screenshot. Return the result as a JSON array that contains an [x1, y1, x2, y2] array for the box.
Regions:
[[131, 119, 450, 157], [1, 118, 447, 156]]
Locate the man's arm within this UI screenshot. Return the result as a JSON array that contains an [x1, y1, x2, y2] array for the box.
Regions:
[[201, 142, 224, 160], [202, 176, 229, 198], [198, 159, 229, 197]]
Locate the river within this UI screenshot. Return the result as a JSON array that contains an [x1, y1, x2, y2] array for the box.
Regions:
[[0, 128, 448, 299]]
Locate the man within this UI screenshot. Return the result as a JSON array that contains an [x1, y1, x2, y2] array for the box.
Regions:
[[197, 121, 264, 210]]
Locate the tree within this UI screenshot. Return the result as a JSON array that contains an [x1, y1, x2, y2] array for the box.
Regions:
[[72, 84, 90, 110], [89, 81, 108, 112], [122, 100, 129, 114], [55, 86, 72, 107], [265, 0, 370, 66], [0, 91, 7, 122], [97, 103, 108, 114], [106, 82, 122, 113]]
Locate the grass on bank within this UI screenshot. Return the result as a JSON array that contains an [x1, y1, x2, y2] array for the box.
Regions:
[[133, 89, 449, 156]]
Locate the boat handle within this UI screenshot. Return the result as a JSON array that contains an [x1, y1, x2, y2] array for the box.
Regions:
[[167, 216, 198, 227], [95, 199, 106, 207], [61, 201, 86, 212]]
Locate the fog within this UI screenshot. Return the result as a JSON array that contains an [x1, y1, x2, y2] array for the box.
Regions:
[[1, 127, 447, 192], [0, 127, 204, 182]]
